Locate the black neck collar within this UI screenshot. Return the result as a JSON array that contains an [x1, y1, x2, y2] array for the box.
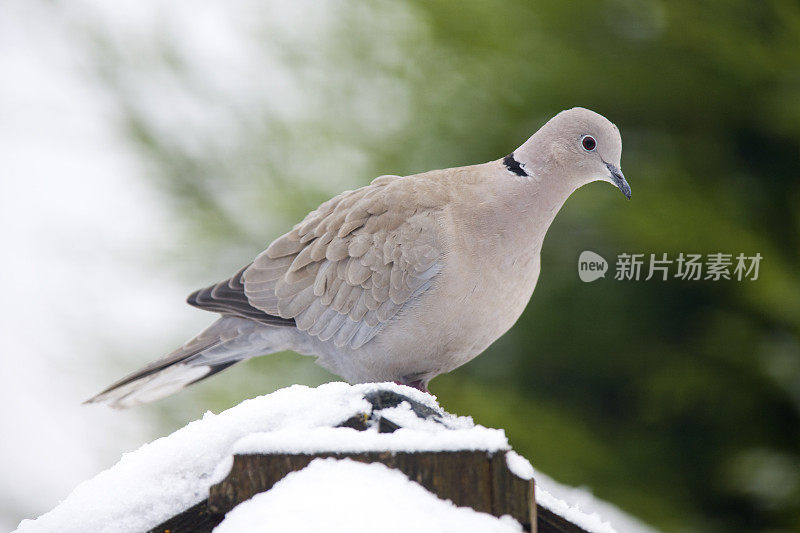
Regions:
[[503, 153, 529, 177]]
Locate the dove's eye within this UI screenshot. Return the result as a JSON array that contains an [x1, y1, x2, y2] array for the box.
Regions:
[[581, 135, 596, 151]]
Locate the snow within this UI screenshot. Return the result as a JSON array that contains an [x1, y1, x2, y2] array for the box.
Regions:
[[235, 424, 506, 454], [234, 400, 508, 455], [503, 451, 651, 533], [213, 458, 523, 533], [505, 450, 535, 480], [14, 382, 506, 533], [532, 468, 659, 533], [536, 488, 617, 533]]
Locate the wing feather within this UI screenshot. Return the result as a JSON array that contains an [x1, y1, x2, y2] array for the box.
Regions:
[[186, 266, 294, 327], [243, 174, 443, 349]]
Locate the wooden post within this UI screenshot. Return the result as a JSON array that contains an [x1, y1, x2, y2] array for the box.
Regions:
[[207, 450, 535, 530], [148, 388, 592, 533]]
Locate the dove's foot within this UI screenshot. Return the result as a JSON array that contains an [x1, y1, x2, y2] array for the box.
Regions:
[[394, 380, 429, 394]]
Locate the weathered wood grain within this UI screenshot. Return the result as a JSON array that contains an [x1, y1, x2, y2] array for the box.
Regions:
[[491, 452, 537, 526]]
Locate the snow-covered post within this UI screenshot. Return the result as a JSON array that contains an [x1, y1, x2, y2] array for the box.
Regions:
[[154, 388, 536, 532], [20, 383, 640, 533]]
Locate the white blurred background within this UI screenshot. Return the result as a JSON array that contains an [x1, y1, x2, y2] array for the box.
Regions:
[[0, 1, 348, 527], [1, 2, 185, 527]]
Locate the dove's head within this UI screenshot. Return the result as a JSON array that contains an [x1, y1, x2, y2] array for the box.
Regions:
[[514, 107, 630, 199]]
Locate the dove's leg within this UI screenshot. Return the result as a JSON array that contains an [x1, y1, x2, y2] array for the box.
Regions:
[[393, 380, 429, 393]]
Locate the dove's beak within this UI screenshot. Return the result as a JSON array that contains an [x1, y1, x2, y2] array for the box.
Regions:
[[606, 162, 631, 199]]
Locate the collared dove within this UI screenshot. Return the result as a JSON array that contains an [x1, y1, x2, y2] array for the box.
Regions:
[[88, 107, 630, 407]]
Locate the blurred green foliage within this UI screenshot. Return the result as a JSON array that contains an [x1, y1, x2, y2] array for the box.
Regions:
[[87, 1, 800, 531]]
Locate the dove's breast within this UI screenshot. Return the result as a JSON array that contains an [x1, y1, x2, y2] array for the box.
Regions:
[[360, 180, 546, 381]]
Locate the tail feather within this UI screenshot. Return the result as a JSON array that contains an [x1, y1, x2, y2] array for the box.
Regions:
[[85, 316, 279, 408], [85, 363, 228, 408]]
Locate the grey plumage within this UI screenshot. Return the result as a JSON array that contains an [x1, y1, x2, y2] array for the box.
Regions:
[[87, 107, 630, 408]]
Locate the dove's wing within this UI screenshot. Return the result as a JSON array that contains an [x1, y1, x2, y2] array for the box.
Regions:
[[243, 174, 444, 349], [187, 265, 296, 327]]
